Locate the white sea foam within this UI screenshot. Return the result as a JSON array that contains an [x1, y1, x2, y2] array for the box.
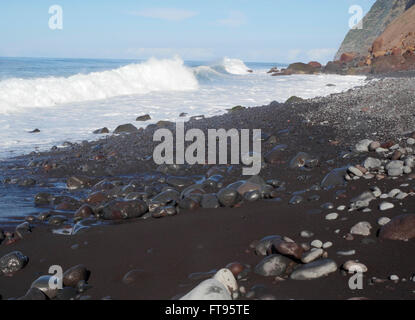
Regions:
[[0, 57, 198, 113]]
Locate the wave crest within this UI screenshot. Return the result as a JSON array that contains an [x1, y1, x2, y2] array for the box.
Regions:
[[0, 57, 198, 113]]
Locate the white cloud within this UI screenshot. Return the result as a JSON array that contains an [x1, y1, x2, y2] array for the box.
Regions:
[[217, 11, 247, 27], [129, 8, 198, 21], [306, 48, 337, 62]]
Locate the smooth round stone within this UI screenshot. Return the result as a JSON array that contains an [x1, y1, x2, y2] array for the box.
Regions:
[[355, 139, 372, 152], [200, 194, 220, 209], [407, 138, 415, 145], [31, 275, 59, 299], [63, 265, 89, 288], [388, 189, 401, 198], [244, 190, 261, 202], [337, 250, 356, 256], [290, 259, 337, 280], [390, 275, 399, 281], [404, 166, 413, 174], [254, 254, 294, 277], [0, 251, 28, 275], [180, 269, 237, 300], [255, 235, 282, 256], [325, 213, 338, 221], [343, 261, 368, 273], [348, 166, 363, 177], [322, 241, 333, 249], [364, 157, 382, 169], [378, 217, 391, 226], [337, 205, 346, 211], [379, 214, 415, 240], [350, 222, 372, 236], [301, 249, 323, 264], [217, 188, 239, 207], [371, 187, 382, 198], [311, 240, 323, 248], [379, 202, 394, 211], [300, 230, 314, 238], [396, 192, 408, 200]]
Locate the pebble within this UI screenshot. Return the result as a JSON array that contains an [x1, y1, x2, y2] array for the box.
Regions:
[[355, 139, 372, 152], [300, 230, 314, 238], [342, 261, 368, 273], [363, 157, 382, 169], [337, 250, 356, 256], [337, 205, 346, 211], [378, 217, 391, 226], [348, 166, 363, 177], [290, 259, 337, 280], [379, 214, 415, 240], [311, 240, 323, 248], [0, 251, 28, 275], [350, 222, 372, 236], [301, 248, 323, 263], [390, 275, 399, 281], [325, 213, 338, 221], [254, 254, 294, 277], [63, 265, 89, 288], [379, 202, 394, 211], [322, 242, 333, 249]]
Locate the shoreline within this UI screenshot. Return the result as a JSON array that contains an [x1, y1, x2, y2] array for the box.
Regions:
[[1, 74, 415, 300]]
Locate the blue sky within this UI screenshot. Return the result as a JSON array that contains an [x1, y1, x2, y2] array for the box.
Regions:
[[0, 0, 376, 63]]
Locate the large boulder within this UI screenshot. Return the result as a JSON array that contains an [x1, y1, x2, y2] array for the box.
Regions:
[[379, 214, 415, 240]]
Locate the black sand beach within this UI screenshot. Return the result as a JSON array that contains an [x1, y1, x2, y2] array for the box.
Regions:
[[0, 74, 415, 300]]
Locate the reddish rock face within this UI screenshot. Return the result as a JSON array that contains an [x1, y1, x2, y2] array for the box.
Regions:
[[379, 214, 415, 241], [340, 52, 357, 63], [308, 61, 322, 68]]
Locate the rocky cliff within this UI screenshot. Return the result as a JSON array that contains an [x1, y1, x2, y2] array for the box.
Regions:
[[334, 0, 415, 60]]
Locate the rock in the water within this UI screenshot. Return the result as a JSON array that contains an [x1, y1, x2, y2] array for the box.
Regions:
[[93, 127, 109, 134], [63, 265, 89, 288], [200, 194, 220, 209], [98, 200, 148, 220], [0, 251, 28, 275], [136, 114, 151, 121], [290, 259, 337, 280], [114, 123, 138, 134], [254, 254, 294, 277], [379, 214, 415, 241], [217, 188, 239, 207]]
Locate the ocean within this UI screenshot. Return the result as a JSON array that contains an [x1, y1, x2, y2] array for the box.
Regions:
[[0, 56, 367, 159]]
